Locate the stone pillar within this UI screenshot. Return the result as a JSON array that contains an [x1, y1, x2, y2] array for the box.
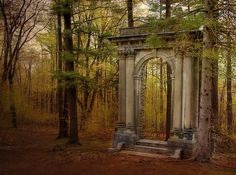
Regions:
[[190, 56, 200, 141], [112, 49, 137, 148], [125, 52, 135, 130], [117, 52, 126, 129], [183, 56, 193, 129], [134, 75, 142, 137], [182, 55, 194, 140], [172, 54, 183, 135]]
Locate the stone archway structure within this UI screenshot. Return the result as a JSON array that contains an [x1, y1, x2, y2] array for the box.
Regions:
[[109, 27, 202, 157]]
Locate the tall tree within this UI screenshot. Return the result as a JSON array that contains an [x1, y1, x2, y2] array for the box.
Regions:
[[72, 0, 123, 130], [196, 0, 218, 161], [0, 0, 46, 128], [211, 1, 219, 135], [165, 0, 171, 18], [165, 0, 171, 141], [0, 0, 46, 83], [127, 0, 134, 27], [226, 33, 232, 134], [55, 1, 68, 138], [63, 1, 79, 144]]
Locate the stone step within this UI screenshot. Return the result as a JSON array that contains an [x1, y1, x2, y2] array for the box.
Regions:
[[120, 150, 169, 159], [133, 145, 172, 155], [136, 139, 168, 148]]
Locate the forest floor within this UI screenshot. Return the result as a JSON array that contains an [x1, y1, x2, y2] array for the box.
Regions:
[[0, 125, 236, 175]]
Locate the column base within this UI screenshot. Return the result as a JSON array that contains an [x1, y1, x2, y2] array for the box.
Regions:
[[168, 129, 197, 158], [170, 129, 183, 139], [170, 129, 196, 140], [183, 129, 197, 141], [115, 122, 126, 132], [112, 126, 137, 149], [167, 138, 197, 159], [126, 124, 136, 132]]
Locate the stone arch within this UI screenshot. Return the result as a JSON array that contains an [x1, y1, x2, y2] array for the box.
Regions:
[[134, 49, 175, 77], [133, 50, 174, 139]]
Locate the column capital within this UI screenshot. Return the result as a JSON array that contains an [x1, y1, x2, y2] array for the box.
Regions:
[[118, 48, 136, 58]]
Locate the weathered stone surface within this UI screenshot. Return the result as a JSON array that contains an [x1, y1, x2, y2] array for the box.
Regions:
[[168, 138, 197, 158], [113, 132, 137, 148]]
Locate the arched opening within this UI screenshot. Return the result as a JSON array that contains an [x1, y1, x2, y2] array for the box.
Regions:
[[136, 57, 172, 141]]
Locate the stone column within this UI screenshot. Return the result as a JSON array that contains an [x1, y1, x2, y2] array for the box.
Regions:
[[190, 56, 200, 141], [125, 51, 135, 130], [117, 51, 126, 129], [172, 54, 183, 133], [113, 49, 137, 148], [183, 56, 193, 129], [134, 75, 142, 137]]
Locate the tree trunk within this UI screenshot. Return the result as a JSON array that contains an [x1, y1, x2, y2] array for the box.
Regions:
[[63, 2, 79, 144], [9, 80, 17, 128], [196, 0, 218, 162], [187, 0, 190, 12], [226, 34, 232, 134], [165, 0, 171, 19], [127, 0, 134, 27], [1, 27, 10, 82], [211, 56, 218, 153], [57, 7, 68, 138], [211, 60, 218, 129], [166, 64, 172, 140], [160, 60, 163, 114], [219, 80, 226, 130], [197, 53, 212, 161], [165, 0, 171, 141]]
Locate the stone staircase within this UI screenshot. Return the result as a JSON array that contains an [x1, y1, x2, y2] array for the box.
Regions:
[[128, 139, 182, 158]]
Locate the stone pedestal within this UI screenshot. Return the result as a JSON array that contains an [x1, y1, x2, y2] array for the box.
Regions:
[[113, 128, 137, 148], [167, 138, 197, 158]]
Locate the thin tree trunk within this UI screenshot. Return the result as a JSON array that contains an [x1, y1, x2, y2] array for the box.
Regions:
[[160, 59, 163, 114], [187, 0, 190, 13], [212, 60, 218, 129], [166, 64, 172, 140], [63, 2, 79, 144], [9, 80, 17, 128], [211, 55, 218, 154], [127, 0, 134, 27], [226, 34, 232, 134], [57, 8, 68, 138], [165, 0, 171, 141], [165, 0, 171, 19], [219, 80, 226, 130], [159, 0, 162, 19], [2, 33, 10, 82]]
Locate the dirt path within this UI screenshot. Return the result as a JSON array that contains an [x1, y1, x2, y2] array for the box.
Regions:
[[0, 126, 236, 175]]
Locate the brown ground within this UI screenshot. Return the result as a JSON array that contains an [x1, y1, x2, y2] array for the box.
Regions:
[[0, 126, 236, 175]]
